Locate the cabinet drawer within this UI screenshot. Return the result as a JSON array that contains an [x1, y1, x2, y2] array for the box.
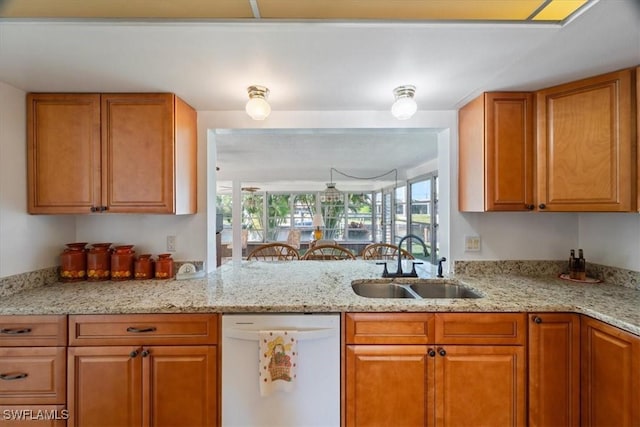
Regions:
[[0, 348, 66, 405], [0, 316, 67, 347], [435, 313, 526, 345], [0, 405, 67, 426], [69, 314, 218, 346], [345, 313, 435, 344]]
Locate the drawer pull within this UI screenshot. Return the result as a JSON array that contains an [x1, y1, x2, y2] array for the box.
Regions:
[[126, 326, 157, 333], [0, 372, 28, 380], [0, 328, 32, 335]]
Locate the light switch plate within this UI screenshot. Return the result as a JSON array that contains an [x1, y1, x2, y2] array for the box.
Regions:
[[465, 235, 481, 252], [166, 235, 176, 252]]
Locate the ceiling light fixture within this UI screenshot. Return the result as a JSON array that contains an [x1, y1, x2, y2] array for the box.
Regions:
[[245, 85, 271, 120], [391, 85, 417, 120], [321, 168, 398, 203]]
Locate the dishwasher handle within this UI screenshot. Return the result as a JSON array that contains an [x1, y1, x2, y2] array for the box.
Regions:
[[224, 327, 336, 342]]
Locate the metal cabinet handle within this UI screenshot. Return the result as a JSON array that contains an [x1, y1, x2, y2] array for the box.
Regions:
[[141, 349, 150, 357], [438, 348, 446, 357], [525, 204, 535, 210], [538, 203, 546, 209], [130, 349, 139, 358], [0, 328, 32, 335], [126, 326, 157, 333], [428, 349, 436, 357], [0, 372, 28, 380], [533, 316, 542, 324]]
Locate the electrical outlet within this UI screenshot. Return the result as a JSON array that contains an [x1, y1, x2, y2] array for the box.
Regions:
[[464, 235, 481, 252], [166, 235, 176, 252]]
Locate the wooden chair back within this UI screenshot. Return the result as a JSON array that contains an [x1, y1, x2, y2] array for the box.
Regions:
[[247, 243, 300, 261], [360, 243, 415, 260], [301, 244, 356, 260]]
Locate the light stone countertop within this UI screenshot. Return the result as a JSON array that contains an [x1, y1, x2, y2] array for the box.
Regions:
[[1, 260, 639, 336]]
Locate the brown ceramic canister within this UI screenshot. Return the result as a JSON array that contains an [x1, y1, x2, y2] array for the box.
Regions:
[[134, 254, 154, 280], [111, 245, 135, 280], [155, 253, 174, 279], [60, 242, 88, 282], [87, 243, 112, 281]]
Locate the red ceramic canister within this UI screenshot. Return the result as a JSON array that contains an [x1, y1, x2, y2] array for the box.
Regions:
[[134, 254, 154, 280], [111, 245, 135, 280], [60, 242, 88, 282], [87, 243, 112, 281], [155, 254, 174, 279]]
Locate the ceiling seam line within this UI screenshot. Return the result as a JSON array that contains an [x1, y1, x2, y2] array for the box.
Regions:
[[526, 0, 553, 20], [249, 0, 261, 19]]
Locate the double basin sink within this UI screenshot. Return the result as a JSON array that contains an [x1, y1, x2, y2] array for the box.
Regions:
[[352, 278, 482, 299]]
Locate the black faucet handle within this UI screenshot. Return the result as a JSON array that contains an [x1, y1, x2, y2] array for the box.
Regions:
[[437, 257, 447, 278], [376, 262, 389, 277], [409, 262, 423, 277]]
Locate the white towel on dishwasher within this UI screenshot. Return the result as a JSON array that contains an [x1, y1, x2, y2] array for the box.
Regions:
[[259, 330, 298, 396]]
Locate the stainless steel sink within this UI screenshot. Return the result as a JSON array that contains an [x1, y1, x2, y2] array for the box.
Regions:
[[351, 279, 482, 299]]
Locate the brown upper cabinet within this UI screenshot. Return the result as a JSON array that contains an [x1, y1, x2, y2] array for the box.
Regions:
[[458, 92, 535, 211], [27, 93, 197, 214], [536, 69, 636, 212], [459, 67, 638, 213]]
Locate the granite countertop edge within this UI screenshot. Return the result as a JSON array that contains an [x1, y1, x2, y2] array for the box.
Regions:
[[0, 260, 638, 337]]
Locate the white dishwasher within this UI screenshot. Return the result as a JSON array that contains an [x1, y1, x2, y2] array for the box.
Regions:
[[222, 313, 340, 427]]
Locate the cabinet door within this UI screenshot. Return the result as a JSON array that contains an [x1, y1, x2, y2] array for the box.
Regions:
[[346, 345, 433, 427], [458, 92, 534, 212], [27, 93, 101, 214], [101, 94, 175, 213], [143, 346, 217, 427], [67, 346, 143, 427], [581, 316, 640, 426], [536, 69, 635, 211], [528, 313, 580, 427], [435, 345, 525, 427]]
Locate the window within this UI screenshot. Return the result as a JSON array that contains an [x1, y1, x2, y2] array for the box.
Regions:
[[394, 186, 407, 244], [293, 194, 317, 242], [216, 195, 233, 245], [346, 193, 373, 241], [321, 194, 345, 240], [409, 173, 439, 264], [243, 192, 264, 242], [266, 194, 291, 241]]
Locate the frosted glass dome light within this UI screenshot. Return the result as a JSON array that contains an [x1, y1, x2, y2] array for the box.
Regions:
[[245, 85, 271, 120], [391, 85, 417, 120]]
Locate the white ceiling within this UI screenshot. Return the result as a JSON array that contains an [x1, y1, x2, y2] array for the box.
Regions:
[[0, 0, 638, 192]]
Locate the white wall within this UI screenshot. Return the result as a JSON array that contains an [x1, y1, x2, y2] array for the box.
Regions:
[[1, 86, 638, 278], [578, 213, 640, 271], [0, 82, 75, 278]]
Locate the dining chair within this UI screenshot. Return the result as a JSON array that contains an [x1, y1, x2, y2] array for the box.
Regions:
[[246, 242, 300, 261], [301, 244, 356, 260], [360, 243, 415, 260]]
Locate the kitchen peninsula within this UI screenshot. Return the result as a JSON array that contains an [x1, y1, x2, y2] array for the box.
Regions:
[[0, 260, 639, 333]]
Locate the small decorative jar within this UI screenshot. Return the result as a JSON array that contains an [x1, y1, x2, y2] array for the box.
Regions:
[[87, 243, 112, 281], [60, 242, 88, 282], [111, 245, 135, 280], [155, 254, 174, 279], [134, 254, 154, 280]]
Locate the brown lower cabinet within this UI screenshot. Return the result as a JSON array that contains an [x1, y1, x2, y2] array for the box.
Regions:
[[0, 315, 67, 426], [528, 313, 580, 427], [66, 314, 218, 427], [581, 316, 640, 427], [345, 313, 526, 427]]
